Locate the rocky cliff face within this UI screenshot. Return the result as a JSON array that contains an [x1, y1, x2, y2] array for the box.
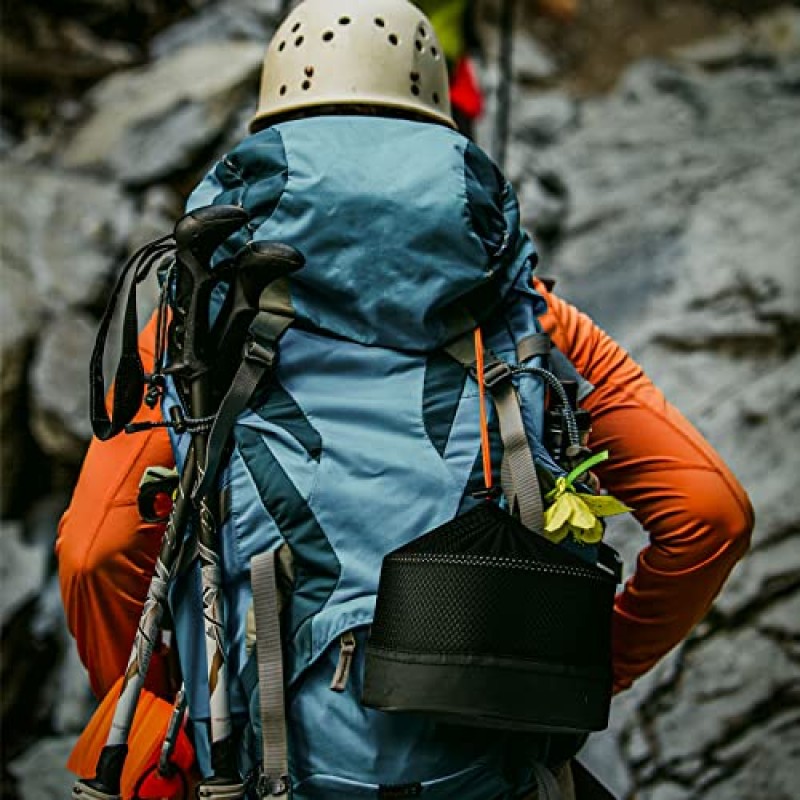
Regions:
[[512, 39, 800, 800], [1, 2, 798, 798]]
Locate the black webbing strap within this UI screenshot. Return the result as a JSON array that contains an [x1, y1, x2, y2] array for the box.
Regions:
[[192, 283, 294, 503], [517, 332, 551, 363], [90, 237, 173, 441]]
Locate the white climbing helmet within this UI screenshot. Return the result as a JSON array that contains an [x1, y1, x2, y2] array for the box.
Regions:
[[249, 0, 455, 131]]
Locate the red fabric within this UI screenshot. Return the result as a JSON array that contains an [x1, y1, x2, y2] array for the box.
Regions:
[[450, 56, 484, 120]]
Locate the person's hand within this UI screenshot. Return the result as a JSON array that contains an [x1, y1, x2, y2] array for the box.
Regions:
[[536, 0, 578, 23]]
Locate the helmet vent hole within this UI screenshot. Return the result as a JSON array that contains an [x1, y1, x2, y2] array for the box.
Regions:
[[410, 85, 420, 96], [418, 24, 428, 38], [302, 80, 312, 91], [295, 35, 304, 47], [279, 85, 287, 96], [291, 22, 301, 33], [305, 66, 314, 77], [375, 17, 386, 27], [278, 41, 286, 52], [322, 30, 334, 42], [433, 92, 440, 104], [388, 33, 399, 45], [338, 16, 351, 25], [431, 46, 439, 59], [410, 71, 420, 82], [415, 39, 424, 52]]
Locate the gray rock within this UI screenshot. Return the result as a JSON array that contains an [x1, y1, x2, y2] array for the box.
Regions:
[[513, 91, 577, 145], [0, 266, 40, 515], [34, 575, 96, 735], [579, 705, 635, 799], [52, 640, 94, 735], [757, 588, 800, 639], [0, 163, 133, 313], [701, 710, 800, 800], [0, 521, 49, 625], [514, 32, 558, 83], [673, 7, 800, 71], [152, 0, 281, 56], [672, 32, 753, 69], [129, 185, 184, 251], [713, 534, 800, 620], [30, 312, 97, 462], [644, 783, 691, 800], [62, 41, 263, 185], [518, 170, 568, 238], [532, 53, 800, 772], [647, 629, 798, 765], [8, 736, 78, 800], [755, 6, 800, 60], [0, 121, 16, 154]]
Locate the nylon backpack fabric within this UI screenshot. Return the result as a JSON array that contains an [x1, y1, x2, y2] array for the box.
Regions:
[[166, 115, 579, 797]]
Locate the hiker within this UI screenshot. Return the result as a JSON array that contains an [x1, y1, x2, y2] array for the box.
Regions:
[[58, 1, 753, 797]]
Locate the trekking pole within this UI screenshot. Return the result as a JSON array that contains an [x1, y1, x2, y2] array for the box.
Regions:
[[72, 206, 249, 800], [192, 240, 305, 798]]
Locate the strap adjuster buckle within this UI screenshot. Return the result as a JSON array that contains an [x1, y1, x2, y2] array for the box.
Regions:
[[471, 486, 503, 501], [482, 360, 513, 389], [244, 339, 277, 369]]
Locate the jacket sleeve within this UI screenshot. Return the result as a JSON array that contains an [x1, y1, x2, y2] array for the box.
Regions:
[[56, 312, 175, 699], [535, 280, 754, 692]]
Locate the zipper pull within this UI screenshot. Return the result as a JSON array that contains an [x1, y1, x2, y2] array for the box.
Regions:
[[329, 631, 357, 692]]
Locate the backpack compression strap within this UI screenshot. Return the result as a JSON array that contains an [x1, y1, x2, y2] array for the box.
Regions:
[[251, 549, 290, 797], [192, 279, 295, 502]]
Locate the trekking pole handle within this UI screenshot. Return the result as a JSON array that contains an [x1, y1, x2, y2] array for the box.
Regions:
[[212, 240, 305, 358], [172, 205, 249, 376]]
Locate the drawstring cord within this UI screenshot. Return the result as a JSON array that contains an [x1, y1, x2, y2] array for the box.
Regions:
[[474, 328, 494, 493]]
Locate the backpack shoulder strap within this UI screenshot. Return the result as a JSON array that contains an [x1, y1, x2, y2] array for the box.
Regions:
[[444, 331, 545, 533]]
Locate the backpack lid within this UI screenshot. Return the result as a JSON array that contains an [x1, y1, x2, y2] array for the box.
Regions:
[[189, 115, 538, 352]]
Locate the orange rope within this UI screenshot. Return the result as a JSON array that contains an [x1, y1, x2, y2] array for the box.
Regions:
[[474, 328, 493, 491]]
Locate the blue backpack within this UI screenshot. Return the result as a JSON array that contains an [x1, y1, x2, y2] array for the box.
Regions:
[[160, 116, 617, 799]]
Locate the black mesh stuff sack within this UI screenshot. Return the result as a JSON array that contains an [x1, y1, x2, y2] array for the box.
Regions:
[[362, 500, 622, 734]]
